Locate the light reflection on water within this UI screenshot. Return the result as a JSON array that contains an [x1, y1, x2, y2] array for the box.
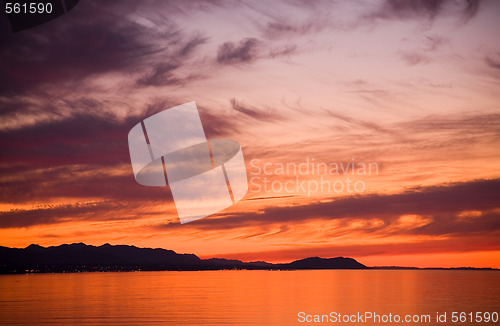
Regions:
[[0, 270, 498, 325]]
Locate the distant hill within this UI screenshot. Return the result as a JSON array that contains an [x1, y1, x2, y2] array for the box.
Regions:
[[280, 257, 367, 269], [0, 243, 200, 269], [0, 243, 367, 273]]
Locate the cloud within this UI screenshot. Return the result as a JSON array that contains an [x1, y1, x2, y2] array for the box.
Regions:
[[485, 52, 500, 70], [216, 38, 262, 64], [326, 109, 400, 136], [0, 1, 210, 95], [397, 112, 500, 137], [137, 62, 183, 86], [399, 51, 430, 65], [268, 44, 298, 58], [136, 35, 208, 87], [0, 201, 127, 228], [0, 111, 131, 167], [257, 1, 358, 37], [0, 196, 179, 228], [263, 20, 324, 39], [423, 34, 449, 51], [215, 38, 298, 65], [1, 96, 236, 170], [0, 1, 157, 95], [0, 93, 253, 209], [0, 165, 173, 205], [372, 0, 483, 21], [230, 99, 282, 121], [177, 34, 208, 57], [197, 109, 241, 138]]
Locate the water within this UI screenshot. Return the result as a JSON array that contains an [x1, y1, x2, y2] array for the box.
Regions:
[[0, 270, 498, 325]]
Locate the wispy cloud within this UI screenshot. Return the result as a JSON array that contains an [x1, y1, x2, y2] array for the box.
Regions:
[[216, 38, 262, 64], [371, 0, 483, 21], [230, 99, 282, 121], [399, 51, 430, 65], [485, 52, 500, 70]]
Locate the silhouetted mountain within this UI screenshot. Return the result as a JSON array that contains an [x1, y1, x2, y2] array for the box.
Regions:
[[0, 243, 368, 273], [0, 243, 201, 273], [246, 261, 275, 268], [281, 257, 367, 269]]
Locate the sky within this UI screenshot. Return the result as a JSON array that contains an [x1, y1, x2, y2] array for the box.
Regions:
[[0, 0, 499, 268]]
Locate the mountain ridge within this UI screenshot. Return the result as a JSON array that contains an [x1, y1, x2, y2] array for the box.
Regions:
[[0, 243, 497, 273], [0, 243, 366, 273]]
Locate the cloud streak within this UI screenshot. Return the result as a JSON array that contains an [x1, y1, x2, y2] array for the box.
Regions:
[[217, 38, 262, 64], [156, 179, 500, 236], [372, 0, 483, 21]]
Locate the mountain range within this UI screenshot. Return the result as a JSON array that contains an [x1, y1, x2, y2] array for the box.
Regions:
[[0, 243, 366, 273], [0, 243, 496, 273]]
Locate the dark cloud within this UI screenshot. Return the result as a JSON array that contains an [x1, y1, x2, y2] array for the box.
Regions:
[[485, 53, 500, 70], [0, 106, 158, 213], [214, 34, 298, 66], [216, 38, 261, 64], [0, 96, 212, 211], [0, 97, 222, 169], [424, 35, 449, 51], [412, 210, 500, 236], [373, 0, 482, 21], [0, 165, 173, 205], [0, 1, 155, 95], [177, 34, 208, 57], [0, 0, 208, 95], [137, 35, 208, 87], [0, 111, 131, 168], [197, 109, 240, 138], [264, 21, 318, 39], [137, 62, 183, 86], [383, 0, 446, 19], [0, 200, 171, 228], [0, 201, 120, 228]]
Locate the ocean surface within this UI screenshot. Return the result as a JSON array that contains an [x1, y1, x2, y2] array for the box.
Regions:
[[0, 270, 498, 325]]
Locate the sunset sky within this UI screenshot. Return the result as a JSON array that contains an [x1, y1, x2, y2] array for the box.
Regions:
[[1, 0, 499, 268]]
